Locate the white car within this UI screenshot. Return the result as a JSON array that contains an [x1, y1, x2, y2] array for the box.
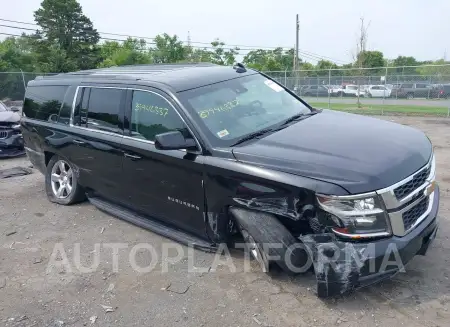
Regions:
[[365, 85, 391, 98], [342, 85, 364, 97]]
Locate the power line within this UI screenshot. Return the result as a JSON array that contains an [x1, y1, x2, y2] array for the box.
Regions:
[[0, 17, 348, 63], [0, 24, 329, 60]]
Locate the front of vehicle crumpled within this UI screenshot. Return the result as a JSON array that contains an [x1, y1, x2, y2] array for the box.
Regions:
[[301, 152, 439, 298], [0, 123, 24, 158]]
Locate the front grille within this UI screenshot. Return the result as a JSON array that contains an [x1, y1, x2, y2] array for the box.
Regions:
[[0, 130, 8, 139], [394, 165, 431, 199], [402, 197, 429, 231]]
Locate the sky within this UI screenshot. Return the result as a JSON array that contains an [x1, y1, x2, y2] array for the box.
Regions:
[[1, 0, 449, 65]]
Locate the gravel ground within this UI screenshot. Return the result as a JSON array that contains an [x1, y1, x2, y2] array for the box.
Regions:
[[0, 115, 449, 327]]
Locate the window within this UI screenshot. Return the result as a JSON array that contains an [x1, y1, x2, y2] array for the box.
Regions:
[[401, 83, 413, 88], [75, 88, 123, 134], [130, 90, 188, 142], [23, 85, 68, 121], [416, 83, 428, 88], [310, 86, 317, 90], [58, 87, 77, 125], [179, 74, 311, 146]]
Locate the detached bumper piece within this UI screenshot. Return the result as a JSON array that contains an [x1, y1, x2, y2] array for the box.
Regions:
[[300, 187, 440, 298]]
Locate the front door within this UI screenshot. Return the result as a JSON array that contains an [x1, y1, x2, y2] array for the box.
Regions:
[[120, 88, 206, 237]]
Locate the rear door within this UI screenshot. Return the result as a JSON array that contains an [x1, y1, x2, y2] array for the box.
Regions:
[[120, 87, 206, 236], [68, 86, 126, 201]]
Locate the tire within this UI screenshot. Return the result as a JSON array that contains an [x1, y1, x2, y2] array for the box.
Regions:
[[229, 208, 310, 275], [337, 91, 343, 97], [304, 92, 311, 97], [406, 93, 414, 99], [45, 155, 86, 205]]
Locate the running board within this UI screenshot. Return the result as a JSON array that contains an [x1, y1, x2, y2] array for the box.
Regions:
[[87, 195, 216, 252]]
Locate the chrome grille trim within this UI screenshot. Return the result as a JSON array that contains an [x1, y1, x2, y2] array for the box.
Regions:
[[377, 155, 435, 210], [376, 154, 435, 237], [0, 130, 8, 139]]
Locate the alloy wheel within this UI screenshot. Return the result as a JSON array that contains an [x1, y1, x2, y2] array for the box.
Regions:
[[50, 160, 73, 199]]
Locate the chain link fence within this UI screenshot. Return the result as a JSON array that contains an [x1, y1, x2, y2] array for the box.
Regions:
[[0, 72, 56, 110], [1, 66, 450, 117], [264, 64, 450, 117]]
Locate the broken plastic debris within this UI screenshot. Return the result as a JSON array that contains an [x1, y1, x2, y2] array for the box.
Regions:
[[90, 316, 97, 324], [101, 304, 114, 312]]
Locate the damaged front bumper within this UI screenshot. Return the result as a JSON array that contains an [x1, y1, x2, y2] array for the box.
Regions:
[[0, 133, 25, 158], [300, 186, 440, 298]]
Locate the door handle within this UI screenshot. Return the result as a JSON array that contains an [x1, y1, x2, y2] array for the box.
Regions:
[[124, 153, 142, 160], [73, 139, 85, 145]]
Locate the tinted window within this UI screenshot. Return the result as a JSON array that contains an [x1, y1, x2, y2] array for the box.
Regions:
[[82, 88, 123, 134], [416, 83, 428, 88], [58, 86, 76, 125], [310, 86, 317, 90], [23, 85, 68, 121], [130, 90, 188, 142], [401, 83, 413, 88]]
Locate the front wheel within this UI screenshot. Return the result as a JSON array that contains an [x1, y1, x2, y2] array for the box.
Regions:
[[45, 155, 86, 205], [406, 93, 414, 99]]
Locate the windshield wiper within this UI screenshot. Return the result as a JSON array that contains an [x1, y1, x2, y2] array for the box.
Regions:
[[281, 111, 318, 126], [231, 128, 275, 146]]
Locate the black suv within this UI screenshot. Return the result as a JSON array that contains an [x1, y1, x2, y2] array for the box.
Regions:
[[22, 64, 439, 297]]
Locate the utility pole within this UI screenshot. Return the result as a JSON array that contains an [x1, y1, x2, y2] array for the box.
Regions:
[[294, 14, 299, 71], [294, 14, 300, 89]]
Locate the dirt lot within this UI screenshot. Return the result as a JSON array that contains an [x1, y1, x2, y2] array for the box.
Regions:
[[1, 115, 449, 327]]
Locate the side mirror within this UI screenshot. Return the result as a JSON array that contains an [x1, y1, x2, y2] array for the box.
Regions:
[[155, 130, 197, 151]]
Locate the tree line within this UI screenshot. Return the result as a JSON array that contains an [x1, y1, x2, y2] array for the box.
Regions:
[[0, 0, 448, 77]]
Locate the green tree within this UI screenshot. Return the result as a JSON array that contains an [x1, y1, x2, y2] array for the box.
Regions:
[[98, 38, 152, 67], [243, 48, 295, 71], [209, 39, 239, 66], [360, 51, 384, 68], [34, 0, 101, 71], [150, 34, 187, 64]]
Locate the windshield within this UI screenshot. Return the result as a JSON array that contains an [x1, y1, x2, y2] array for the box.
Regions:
[[179, 74, 311, 146], [0, 102, 7, 112]]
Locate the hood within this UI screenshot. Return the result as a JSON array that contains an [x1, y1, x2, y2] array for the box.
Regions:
[[232, 110, 432, 194], [0, 111, 21, 123]]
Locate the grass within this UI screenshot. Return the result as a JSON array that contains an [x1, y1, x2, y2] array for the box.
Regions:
[[308, 102, 450, 116]]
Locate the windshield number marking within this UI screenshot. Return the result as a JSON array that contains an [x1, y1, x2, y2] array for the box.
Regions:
[[197, 99, 239, 119]]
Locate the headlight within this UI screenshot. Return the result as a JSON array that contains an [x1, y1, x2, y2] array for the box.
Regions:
[[11, 124, 21, 129], [316, 193, 391, 239]]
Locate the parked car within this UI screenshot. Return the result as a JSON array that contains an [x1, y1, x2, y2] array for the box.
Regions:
[[430, 84, 450, 99], [299, 85, 329, 97], [22, 63, 439, 298], [365, 85, 392, 98], [328, 85, 343, 96], [391, 83, 433, 99], [0, 101, 24, 158], [339, 85, 364, 97]]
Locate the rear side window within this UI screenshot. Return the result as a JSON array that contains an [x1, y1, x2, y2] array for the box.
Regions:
[[23, 85, 68, 121], [401, 83, 413, 88], [74, 87, 123, 134]]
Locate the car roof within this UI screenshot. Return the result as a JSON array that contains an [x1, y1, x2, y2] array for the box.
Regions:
[[29, 63, 258, 92]]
